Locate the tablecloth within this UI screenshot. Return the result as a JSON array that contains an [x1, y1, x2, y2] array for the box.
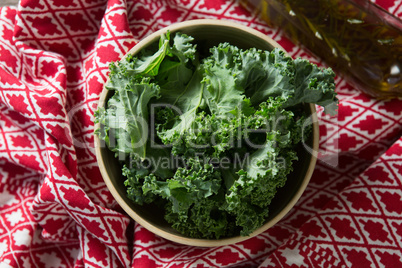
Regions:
[[0, 0, 401, 267]]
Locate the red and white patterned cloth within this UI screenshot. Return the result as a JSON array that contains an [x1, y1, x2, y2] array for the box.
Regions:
[[0, 0, 401, 267]]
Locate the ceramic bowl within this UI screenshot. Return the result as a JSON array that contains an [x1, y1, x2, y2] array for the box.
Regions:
[[94, 19, 319, 247]]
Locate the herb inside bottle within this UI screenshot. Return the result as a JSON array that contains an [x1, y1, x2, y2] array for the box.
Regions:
[[242, 0, 402, 98]]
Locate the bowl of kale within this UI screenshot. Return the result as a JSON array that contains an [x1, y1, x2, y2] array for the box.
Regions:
[[94, 19, 337, 247]]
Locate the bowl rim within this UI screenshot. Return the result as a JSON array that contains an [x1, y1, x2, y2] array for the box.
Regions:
[[94, 19, 319, 247]]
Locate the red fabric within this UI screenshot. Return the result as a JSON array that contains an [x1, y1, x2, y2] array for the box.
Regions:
[[0, 0, 401, 267]]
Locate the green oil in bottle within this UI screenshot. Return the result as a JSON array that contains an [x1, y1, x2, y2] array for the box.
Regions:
[[242, 0, 402, 98]]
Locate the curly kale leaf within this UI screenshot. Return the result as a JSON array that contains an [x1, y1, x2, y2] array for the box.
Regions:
[[95, 76, 160, 159], [201, 43, 246, 116], [223, 97, 301, 235], [284, 58, 338, 115], [156, 68, 205, 144], [123, 165, 156, 205], [235, 47, 338, 115], [139, 158, 233, 239], [237, 48, 295, 105], [165, 194, 236, 239], [95, 31, 198, 159], [124, 35, 170, 78], [155, 32, 197, 92], [142, 158, 221, 212], [201, 43, 257, 117]]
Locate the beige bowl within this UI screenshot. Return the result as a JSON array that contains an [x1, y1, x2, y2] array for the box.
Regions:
[[94, 19, 319, 247]]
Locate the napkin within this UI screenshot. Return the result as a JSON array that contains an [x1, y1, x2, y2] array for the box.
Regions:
[[0, 0, 401, 267]]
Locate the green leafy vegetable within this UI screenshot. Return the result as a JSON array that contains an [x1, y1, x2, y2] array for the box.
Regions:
[[95, 31, 338, 239]]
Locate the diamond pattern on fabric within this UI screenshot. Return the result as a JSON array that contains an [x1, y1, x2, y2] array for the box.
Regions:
[[0, 0, 401, 267]]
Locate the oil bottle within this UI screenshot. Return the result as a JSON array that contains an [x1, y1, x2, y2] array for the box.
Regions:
[[241, 0, 402, 98]]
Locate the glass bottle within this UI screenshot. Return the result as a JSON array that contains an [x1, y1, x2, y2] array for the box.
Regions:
[[241, 0, 402, 98]]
